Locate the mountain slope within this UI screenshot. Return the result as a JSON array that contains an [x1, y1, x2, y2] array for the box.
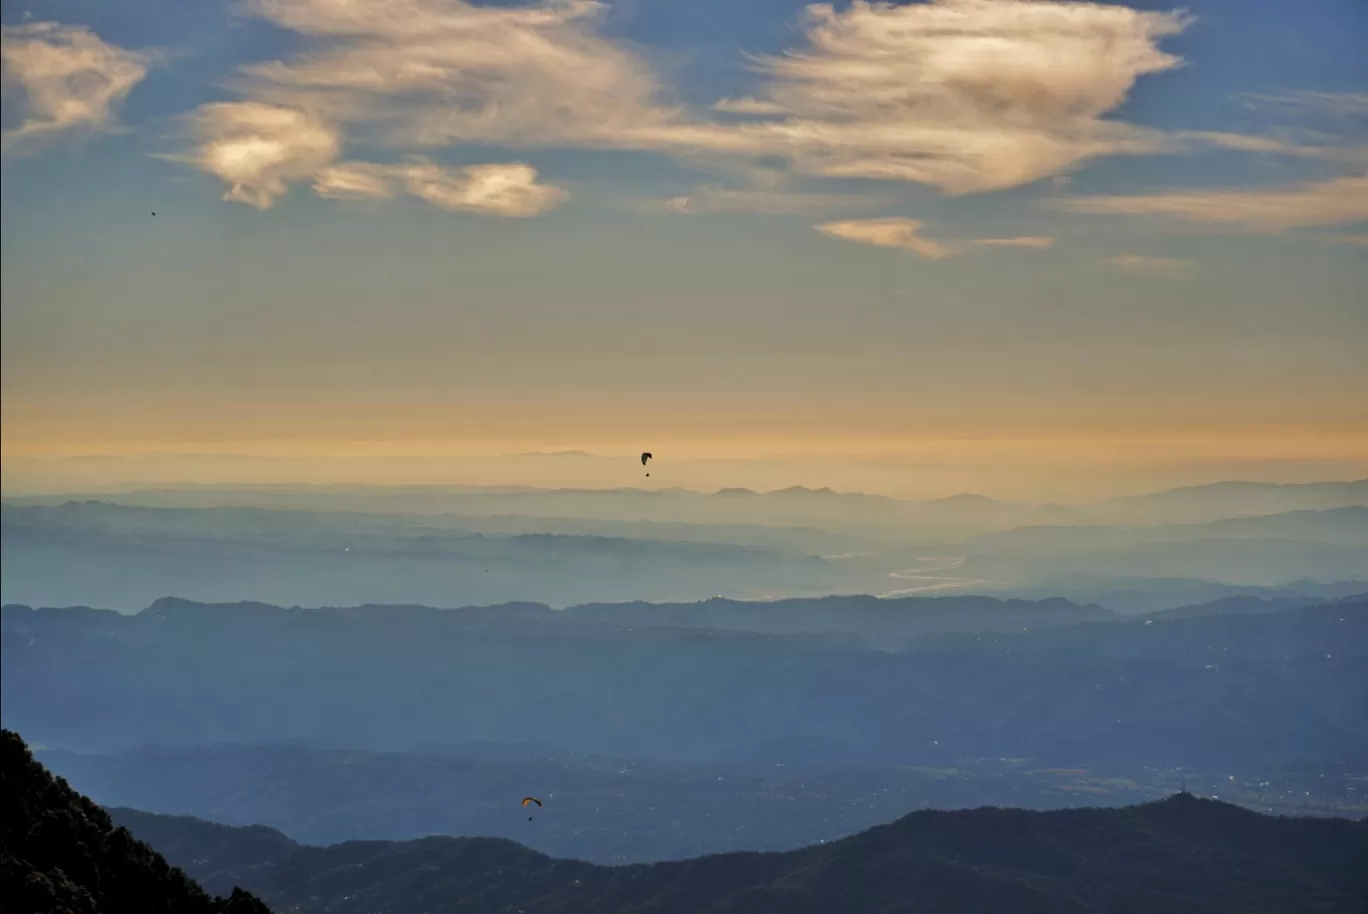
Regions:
[[113, 795, 1368, 914], [0, 728, 270, 914]]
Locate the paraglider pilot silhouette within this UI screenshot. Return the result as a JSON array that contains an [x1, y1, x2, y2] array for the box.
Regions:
[[641, 452, 652, 477]]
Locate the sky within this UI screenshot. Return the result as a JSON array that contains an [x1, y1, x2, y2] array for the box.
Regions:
[[2, 0, 1366, 500]]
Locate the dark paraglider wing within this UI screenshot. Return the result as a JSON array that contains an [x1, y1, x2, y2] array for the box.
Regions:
[[641, 452, 652, 466]]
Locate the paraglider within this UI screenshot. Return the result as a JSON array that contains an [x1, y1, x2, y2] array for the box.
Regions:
[[641, 452, 652, 477], [522, 796, 542, 820]]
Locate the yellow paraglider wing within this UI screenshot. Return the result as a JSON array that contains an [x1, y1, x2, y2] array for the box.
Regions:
[[521, 796, 543, 807]]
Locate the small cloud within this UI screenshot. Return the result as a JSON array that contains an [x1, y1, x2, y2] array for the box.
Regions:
[[1, 22, 151, 152], [1101, 254, 1192, 279], [712, 97, 788, 116], [317, 159, 566, 217], [971, 236, 1056, 249], [814, 218, 956, 259], [1052, 174, 1368, 232], [659, 186, 879, 215], [398, 161, 566, 217], [185, 102, 341, 209], [312, 160, 397, 201]]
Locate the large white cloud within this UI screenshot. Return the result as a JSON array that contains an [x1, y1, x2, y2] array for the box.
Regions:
[[1, 22, 150, 151], [701, 0, 1190, 194]]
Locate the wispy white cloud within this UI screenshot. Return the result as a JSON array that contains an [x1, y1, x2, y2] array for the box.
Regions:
[[1053, 174, 1368, 231], [970, 235, 1056, 249], [711, 97, 789, 116], [698, 0, 1193, 195], [236, 0, 674, 148], [810, 220, 1058, 256], [1241, 91, 1368, 118], [181, 0, 658, 211], [814, 218, 957, 259], [175, 0, 1349, 219], [1101, 254, 1192, 279], [181, 0, 1225, 210], [1, 22, 150, 152], [315, 159, 565, 216]]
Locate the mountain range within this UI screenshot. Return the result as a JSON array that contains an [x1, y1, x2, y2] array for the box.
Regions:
[[7, 596, 1364, 770]]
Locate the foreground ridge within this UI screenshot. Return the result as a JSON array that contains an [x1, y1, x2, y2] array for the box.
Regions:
[[0, 728, 271, 914]]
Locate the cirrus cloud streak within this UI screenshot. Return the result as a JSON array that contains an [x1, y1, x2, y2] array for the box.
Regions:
[[1052, 174, 1368, 231]]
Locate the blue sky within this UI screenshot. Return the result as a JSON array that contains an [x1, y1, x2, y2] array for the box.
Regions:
[[1, 0, 1365, 498]]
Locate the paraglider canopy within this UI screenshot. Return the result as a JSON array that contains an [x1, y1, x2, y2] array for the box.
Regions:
[[640, 452, 652, 466], [521, 796, 543, 807]]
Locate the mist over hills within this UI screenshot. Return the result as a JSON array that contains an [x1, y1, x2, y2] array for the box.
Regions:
[[9, 476, 1365, 530], [4, 478, 1365, 612], [965, 507, 1368, 553], [0, 500, 864, 611]]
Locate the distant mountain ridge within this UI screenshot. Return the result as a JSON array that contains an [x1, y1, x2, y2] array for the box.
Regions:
[[964, 506, 1368, 552], [10, 475, 1363, 506], [6, 597, 1364, 769]]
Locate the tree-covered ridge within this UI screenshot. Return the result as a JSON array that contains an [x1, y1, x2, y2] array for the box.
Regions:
[[0, 728, 270, 914]]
